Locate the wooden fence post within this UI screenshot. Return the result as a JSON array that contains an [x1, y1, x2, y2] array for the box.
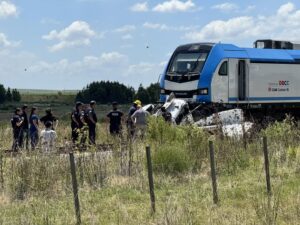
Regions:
[[146, 146, 156, 213], [128, 138, 133, 176], [263, 136, 272, 195], [0, 154, 3, 189], [209, 141, 219, 204], [69, 152, 81, 225]]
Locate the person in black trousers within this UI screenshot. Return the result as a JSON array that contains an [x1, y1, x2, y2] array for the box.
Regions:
[[71, 102, 84, 144], [107, 102, 124, 135], [11, 108, 24, 152], [20, 104, 29, 149], [87, 100, 97, 145]]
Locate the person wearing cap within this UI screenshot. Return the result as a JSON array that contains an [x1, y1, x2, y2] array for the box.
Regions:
[[29, 107, 39, 150], [20, 104, 29, 149], [131, 103, 150, 139], [107, 102, 124, 135], [87, 100, 97, 144], [40, 121, 57, 152], [11, 108, 24, 151], [126, 100, 140, 136], [71, 102, 84, 143], [40, 108, 58, 130]]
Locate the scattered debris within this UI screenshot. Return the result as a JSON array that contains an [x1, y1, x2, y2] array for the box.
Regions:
[[150, 98, 254, 138], [194, 108, 253, 138]]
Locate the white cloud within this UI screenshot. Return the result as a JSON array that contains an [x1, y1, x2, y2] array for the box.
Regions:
[[143, 22, 169, 30], [184, 2, 300, 43], [99, 52, 127, 64], [0, 1, 18, 18], [0, 33, 12, 46], [130, 2, 149, 12], [143, 22, 200, 31], [0, 33, 20, 47], [277, 2, 295, 16], [122, 34, 133, 40], [31, 52, 127, 74], [211, 2, 239, 12], [153, 0, 196, 13], [24, 51, 129, 88], [114, 25, 136, 33], [43, 21, 97, 52], [185, 17, 254, 42], [0, 47, 164, 89], [125, 62, 164, 78]]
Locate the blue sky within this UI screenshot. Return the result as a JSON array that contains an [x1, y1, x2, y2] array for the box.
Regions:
[[0, 0, 300, 90]]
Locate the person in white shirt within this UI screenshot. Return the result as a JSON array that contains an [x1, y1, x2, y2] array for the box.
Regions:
[[40, 121, 57, 152]]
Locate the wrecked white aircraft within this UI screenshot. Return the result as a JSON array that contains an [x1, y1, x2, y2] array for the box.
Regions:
[[194, 108, 253, 138], [150, 96, 253, 138]]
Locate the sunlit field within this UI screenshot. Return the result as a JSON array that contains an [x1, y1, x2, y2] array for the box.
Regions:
[[0, 116, 299, 224]]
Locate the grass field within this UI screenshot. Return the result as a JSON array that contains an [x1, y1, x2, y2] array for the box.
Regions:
[[17, 89, 78, 95], [0, 90, 77, 122], [0, 116, 299, 224], [0, 89, 131, 124]]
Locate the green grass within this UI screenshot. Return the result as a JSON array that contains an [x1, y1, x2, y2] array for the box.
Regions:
[[0, 118, 299, 224]]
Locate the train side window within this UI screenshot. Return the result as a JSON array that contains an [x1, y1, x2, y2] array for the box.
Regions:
[[218, 61, 228, 76]]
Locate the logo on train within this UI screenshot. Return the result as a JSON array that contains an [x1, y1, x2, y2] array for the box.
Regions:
[[268, 81, 290, 92], [278, 80, 289, 86]]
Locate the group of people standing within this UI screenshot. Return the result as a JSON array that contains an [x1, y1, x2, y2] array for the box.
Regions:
[[70, 100, 98, 145], [11, 105, 58, 152], [10, 99, 154, 152], [71, 99, 151, 146]]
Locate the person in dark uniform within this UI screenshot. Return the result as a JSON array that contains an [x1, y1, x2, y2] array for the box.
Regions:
[[40, 108, 58, 130], [87, 100, 97, 145], [126, 100, 140, 136], [107, 102, 124, 135], [71, 102, 84, 143], [20, 104, 29, 150], [11, 108, 24, 152]]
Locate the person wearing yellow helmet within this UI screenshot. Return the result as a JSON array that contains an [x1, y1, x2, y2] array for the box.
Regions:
[[131, 103, 150, 139], [126, 100, 141, 137], [134, 100, 141, 105]]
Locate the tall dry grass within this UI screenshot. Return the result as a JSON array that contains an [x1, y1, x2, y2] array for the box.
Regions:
[[0, 117, 299, 224]]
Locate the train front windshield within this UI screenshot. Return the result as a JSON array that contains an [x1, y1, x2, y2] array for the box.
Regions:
[[168, 52, 208, 75]]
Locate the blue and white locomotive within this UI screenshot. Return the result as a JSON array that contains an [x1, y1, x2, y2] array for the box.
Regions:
[[160, 40, 300, 117]]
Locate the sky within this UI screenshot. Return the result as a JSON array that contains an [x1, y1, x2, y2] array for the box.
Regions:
[[0, 0, 300, 90]]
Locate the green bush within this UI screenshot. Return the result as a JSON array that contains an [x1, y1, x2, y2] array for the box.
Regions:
[[262, 118, 300, 166], [183, 125, 209, 170], [147, 117, 185, 145], [152, 144, 191, 174], [212, 138, 252, 175], [263, 117, 298, 147]]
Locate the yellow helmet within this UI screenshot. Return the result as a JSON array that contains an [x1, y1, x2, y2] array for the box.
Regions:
[[134, 100, 141, 105]]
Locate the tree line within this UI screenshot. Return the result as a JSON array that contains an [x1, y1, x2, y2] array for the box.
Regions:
[[0, 84, 21, 104], [75, 81, 160, 104]]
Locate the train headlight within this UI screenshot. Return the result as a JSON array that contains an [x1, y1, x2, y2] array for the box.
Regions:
[[160, 89, 165, 94], [199, 88, 208, 95]]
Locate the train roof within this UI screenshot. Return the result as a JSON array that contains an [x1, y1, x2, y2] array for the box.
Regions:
[[175, 43, 215, 52], [175, 42, 300, 63], [217, 43, 300, 63]]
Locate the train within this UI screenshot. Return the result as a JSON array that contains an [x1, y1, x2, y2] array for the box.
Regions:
[[159, 40, 300, 121]]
